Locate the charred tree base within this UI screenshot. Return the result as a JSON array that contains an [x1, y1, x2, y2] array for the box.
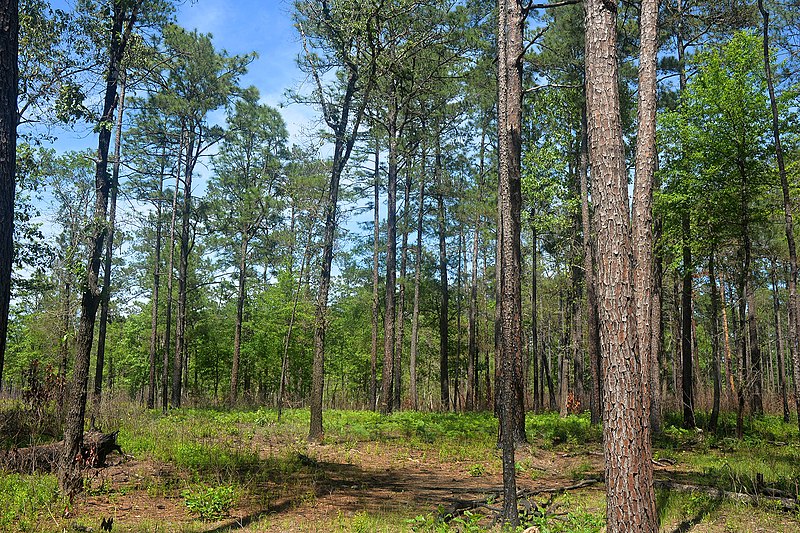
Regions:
[[1, 429, 122, 475]]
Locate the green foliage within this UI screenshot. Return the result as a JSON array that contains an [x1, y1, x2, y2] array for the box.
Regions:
[[182, 484, 236, 521], [0, 473, 61, 531]]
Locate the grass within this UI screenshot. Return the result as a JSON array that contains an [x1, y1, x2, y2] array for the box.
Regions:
[[2, 403, 800, 531]]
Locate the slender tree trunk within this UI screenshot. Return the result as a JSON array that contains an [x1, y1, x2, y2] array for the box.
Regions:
[[162, 139, 181, 414], [92, 75, 126, 424], [632, 0, 658, 435], [380, 117, 398, 415], [455, 226, 464, 410], [147, 149, 165, 410], [681, 212, 695, 428], [720, 273, 736, 399], [760, 0, 800, 432], [61, 1, 139, 495], [0, 0, 18, 392], [497, 0, 524, 523], [579, 110, 602, 425], [530, 221, 540, 412], [410, 160, 424, 411], [172, 132, 196, 408], [229, 237, 249, 404], [395, 169, 410, 411], [769, 259, 790, 422], [709, 252, 721, 432], [467, 131, 485, 412], [747, 277, 764, 416], [370, 143, 380, 411], [436, 146, 449, 411], [584, 0, 657, 527]]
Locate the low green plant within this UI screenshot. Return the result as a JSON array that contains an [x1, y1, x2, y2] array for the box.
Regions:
[[468, 464, 485, 477], [182, 484, 236, 521], [0, 473, 61, 531]]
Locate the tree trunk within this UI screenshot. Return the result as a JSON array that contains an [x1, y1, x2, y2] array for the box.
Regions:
[[395, 169, 411, 411], [229, 236, 248, 404], [760, 0, 800, 432], [584, 0, 657, 527], [0, 0, 18, 392], [61, 1, 139, 496], [579, 110, 602, 425], [681, 212, 695, 428], [769, 260, 790, 423], [162, 139, 181, 413], [497, 0, 524, 524], [147, 147, 165, 410], [436, 146, 449, 412], [409, 160, 424, 411], [632, 0, 658, 435], [709, 252, 721, 432], [370, 143, 380, 411], [380, 116, 398, 415], [92, 74, 126, 424]]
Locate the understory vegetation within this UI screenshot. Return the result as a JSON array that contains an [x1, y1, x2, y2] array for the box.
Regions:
[[2, 401, 799, 532]]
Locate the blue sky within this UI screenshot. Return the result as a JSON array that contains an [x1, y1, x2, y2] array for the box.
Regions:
[[176, 0, 316, 141]]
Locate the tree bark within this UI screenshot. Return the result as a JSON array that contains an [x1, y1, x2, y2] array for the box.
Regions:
[[380, 114, 398, 415], [92, 74, 126, 423], [709, 252, 721, 432], [409, 158, 424, 411], [632, 0, 658, 435], [0, 0, 18, 392], [162, 139, 182, 413], [229, 236, 248, 404], [61, 1, 139, 496], [584, 0, 657, 527], [497, 0, 525, 524], [769, 259, 790, 423], [395, 168, 411, 411]]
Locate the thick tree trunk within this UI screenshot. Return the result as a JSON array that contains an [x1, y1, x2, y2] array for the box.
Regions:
[[681, 212, 695, 428], [632, 0, 658, 435], [497, 0, 525, 524], [93, 75, 126, 423], [61, 2, 139, 496], [370, 144, 380, 411], [584, 0, 657, 528], [760, 0, 800, 432], [0, 0, 18, 392]]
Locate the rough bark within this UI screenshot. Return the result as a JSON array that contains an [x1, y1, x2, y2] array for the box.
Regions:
[[584, 0, 657, 527], [93, 75, 127, 423], [497, 0, 524, 524], [0, 0, 18, 392], [632, 0, 658, 435], [61, 1, 140, 496]]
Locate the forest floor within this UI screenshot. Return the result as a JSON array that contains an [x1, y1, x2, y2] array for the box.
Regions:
[[3, 401, 800, 532]]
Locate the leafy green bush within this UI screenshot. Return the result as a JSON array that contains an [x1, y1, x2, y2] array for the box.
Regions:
[[182, 484, 236, 521]]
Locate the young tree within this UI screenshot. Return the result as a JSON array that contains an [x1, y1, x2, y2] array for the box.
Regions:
[[584, 0, 657, 528], [0, 0, 18, 391]]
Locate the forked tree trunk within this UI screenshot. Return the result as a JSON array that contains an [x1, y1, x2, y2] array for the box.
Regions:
[[93, 75, 127, 424], [584, 0, 657, 528], [61, 1, 140, 496]]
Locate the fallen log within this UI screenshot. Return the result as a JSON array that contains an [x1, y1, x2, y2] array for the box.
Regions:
[[1, 430, 122, 474], [654, 480, 798, 511]]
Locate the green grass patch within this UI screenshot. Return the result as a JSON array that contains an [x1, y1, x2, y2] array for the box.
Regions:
[[0, 472, 62, 532]]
